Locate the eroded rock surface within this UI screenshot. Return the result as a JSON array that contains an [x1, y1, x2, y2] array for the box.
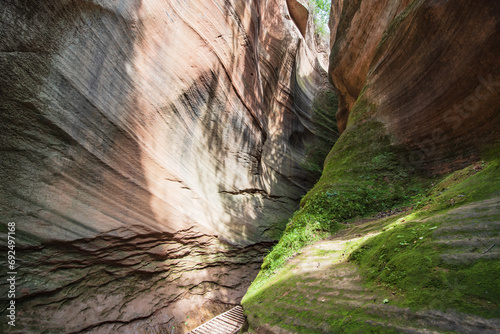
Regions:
[[241, 2, 500, 333], [329, 0, 500, 171], [0, 0, 332, 332]]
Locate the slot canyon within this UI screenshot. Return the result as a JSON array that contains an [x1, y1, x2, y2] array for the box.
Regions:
[[1, 0, 499, 333]]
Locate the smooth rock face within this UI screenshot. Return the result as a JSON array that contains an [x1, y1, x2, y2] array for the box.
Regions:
[[329, 0, 500, 172], [329, 0, 413, 133], [0, 0, 331, 332]]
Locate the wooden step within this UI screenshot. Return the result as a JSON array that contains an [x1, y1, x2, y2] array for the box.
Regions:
[[188, 305, 245, 334]]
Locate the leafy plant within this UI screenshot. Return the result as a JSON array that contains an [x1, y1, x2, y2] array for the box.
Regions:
[[310, 0, 331, 36]]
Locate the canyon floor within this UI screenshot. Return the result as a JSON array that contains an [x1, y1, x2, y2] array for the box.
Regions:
[[242, 170, 500, 333]]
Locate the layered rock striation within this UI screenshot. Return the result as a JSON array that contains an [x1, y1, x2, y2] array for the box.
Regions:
[[0, 0, 333, 332]]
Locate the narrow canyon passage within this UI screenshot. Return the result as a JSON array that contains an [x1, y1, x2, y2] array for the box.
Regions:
[[1, 0, 499, 333]]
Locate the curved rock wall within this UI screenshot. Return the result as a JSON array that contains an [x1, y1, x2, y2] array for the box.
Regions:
[[329, 0, 500, 172], [0, 0, 331, 332], [328, 0, 412, 133]]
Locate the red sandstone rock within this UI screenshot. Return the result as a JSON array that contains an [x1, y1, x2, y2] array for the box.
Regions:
[[0, 0, 331, 332], [329, 0, 412, 133], [329, 0, 500, 171]]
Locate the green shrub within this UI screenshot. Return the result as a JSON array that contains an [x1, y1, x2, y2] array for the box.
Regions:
[[310, 0, 331, 37]]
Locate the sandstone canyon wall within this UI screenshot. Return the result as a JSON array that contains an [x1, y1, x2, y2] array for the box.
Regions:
[[0, 0, 333, 332], [328, 0, 500, 173], [302, 0, 500, 203]]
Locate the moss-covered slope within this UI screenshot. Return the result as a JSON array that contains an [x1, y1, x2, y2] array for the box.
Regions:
[[242, 148, 500, 333]]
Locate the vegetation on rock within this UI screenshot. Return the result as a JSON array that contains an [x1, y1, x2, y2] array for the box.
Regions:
[[252, 113, 433, 288], [241, 0, 500, 332], [350, 146, 500, 319], [243, 72, 500, 330], [310, 0, 331, 36], [242, 144, 500, 332]]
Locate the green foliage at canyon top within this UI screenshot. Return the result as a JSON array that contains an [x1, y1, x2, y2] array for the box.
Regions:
[[310, 0, 331, 36]]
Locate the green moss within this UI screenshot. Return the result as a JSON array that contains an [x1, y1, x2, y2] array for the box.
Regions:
[[251, 90, 340, 286], [242, 215, 436, 333], [415, 160, 500, 213], [328, 318, 401, 334], [344, 89, 374, 128], [350, 220, 444, 305], [351, 220, 500, 318], [255, 212, 340, 283], [244, 145, 500, 331], [349, 153, 500, 318], [447, 260, 500, 316], [252, 115, 432, 300], [243, 67, 500, 328], [302, 119, 431, 214], [303, 119, 429, 206], [244, 265, 378, 333]]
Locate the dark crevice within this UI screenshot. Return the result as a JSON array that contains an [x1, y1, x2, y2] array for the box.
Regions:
[[219, 188, 286, 199]]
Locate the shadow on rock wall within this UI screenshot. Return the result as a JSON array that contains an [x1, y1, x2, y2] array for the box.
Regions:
[[0, 1, 273, 333], [0, 0, 332, 333]]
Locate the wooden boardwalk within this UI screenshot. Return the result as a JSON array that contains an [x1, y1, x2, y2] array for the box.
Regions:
[[188, 305, 245, 334]]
